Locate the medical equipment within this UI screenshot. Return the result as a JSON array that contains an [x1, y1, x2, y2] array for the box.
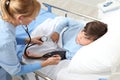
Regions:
[[98, 0, 120, 13], [40, 36, 48, 42]]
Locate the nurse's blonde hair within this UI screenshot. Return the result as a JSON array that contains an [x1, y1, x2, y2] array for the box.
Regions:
[[0, 0, 41, 22]]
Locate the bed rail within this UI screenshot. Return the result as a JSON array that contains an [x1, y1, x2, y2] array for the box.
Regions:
[[42, 3, 99, 21], [33, 71, 53, 80]]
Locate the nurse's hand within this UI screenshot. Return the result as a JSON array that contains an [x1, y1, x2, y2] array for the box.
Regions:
[[41, 55, 61, 67], [25, 36, 43, 45]]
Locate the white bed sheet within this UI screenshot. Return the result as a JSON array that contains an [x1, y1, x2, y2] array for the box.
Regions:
[[57, 68, 109, 80], [24, 59, 110, 80]]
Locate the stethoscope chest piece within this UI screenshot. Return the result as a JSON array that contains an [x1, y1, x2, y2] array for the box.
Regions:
[[40, 36, 48, 42]]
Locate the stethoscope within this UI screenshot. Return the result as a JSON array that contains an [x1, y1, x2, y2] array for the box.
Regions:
[[22, 25, 48, 58]]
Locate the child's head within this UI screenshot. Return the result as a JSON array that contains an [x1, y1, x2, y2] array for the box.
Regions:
[[0, 0, 40, 26], [76, 20, 108, 45]]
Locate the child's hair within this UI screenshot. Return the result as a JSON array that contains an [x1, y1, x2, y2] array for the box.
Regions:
[[0, 0, 41, 22], [83, 20, 108, 40]]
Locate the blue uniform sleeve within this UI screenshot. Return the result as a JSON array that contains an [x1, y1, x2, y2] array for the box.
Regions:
[[16, 37, 26, 45], [0, 41, 41, 76], [16, 62, 42, 75], [0, 19, 42, 76]]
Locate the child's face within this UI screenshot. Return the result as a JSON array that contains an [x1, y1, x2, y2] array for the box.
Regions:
[[76, 30, 94, 46]]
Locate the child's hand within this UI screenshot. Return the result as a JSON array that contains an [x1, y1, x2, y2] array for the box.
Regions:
[[41, 55, 61, 67], [51, 32, 59, 43]]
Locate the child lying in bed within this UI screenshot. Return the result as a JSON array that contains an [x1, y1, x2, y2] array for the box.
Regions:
[[51, 18, 108, 60], [25, 17, 108, 60]]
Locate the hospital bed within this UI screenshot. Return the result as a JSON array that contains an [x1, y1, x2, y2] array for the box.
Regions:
[[16, 2, 120, 80]]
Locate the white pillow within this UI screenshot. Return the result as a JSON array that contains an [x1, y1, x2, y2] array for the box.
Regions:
[[67, 15, 120, 74]]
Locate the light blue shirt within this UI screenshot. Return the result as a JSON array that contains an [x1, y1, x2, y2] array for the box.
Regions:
[[0, 19, 41, 76], [54, 17, 85, 60]]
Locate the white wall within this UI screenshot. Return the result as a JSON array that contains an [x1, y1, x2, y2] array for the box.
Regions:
[[74, 0, 105, 7], [38, 0, 106, 20]]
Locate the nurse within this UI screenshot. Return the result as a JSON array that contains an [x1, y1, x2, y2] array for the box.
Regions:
[[0, 0, 61, 80]]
